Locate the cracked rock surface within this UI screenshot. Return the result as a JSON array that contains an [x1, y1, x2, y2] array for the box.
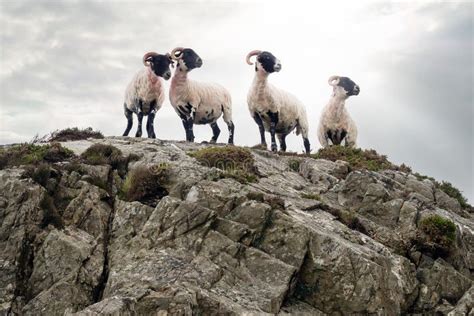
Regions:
[[0, 137, 472, 315]]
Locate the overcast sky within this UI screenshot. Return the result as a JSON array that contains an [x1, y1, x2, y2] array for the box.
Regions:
[[0, 0, 472, 202]]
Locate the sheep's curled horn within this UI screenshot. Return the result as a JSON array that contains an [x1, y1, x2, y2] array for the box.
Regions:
[[142, 52, 159, 66], [328, 75, 340, 86], [170, 47, 185, 60], [246, 50, 262, 65]]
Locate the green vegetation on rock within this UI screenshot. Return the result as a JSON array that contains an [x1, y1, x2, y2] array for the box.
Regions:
[[0, 143, 74, 169], [417, 215, 456, 256], [189, 146, 259, 184], [438, 181, 470, 209], [300, 193, 320, 200], [311, 145, 411, 173], [120, 164, 170, 206], [288, 159, 301, 172], [81, 143, 139, 176], [49, 127, 104, 142]]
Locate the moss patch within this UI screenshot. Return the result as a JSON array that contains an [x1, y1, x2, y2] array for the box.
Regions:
[[288, 159, 301, 172], [311, 145, 411, 173], [189, 146, 259, 184], [120, 164, 170, 206], [300, 193, 320, 200], [417, 215, 456, 256], [49, 127, 104, 142], [0, 143, 74, 169]]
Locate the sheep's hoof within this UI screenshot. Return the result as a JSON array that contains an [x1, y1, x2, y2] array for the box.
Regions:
[[271, 145, 278, 152]]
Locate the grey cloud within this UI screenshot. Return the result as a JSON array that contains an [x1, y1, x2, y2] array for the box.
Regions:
[[0, 1, 472, 201]]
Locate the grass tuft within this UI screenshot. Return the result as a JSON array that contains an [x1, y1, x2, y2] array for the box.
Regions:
[[417, 215, 456, 256], [0, 143, 74, 169], [120, 164, 170, 206], [80, 143, 136, 177], [49, 127, 104, 142], [288, 159, 301, 172], [311, 145, 411, 172], [189, 146, 259, 184]]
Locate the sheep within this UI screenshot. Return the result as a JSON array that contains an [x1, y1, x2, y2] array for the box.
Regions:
[[317, 75, 360, 147], [168, 47, 234, 144], [122, 52, 173, 138], [246, 50, 310, 154]]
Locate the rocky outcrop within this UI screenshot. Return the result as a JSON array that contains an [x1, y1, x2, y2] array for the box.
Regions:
[[0, 137, 472, 315]]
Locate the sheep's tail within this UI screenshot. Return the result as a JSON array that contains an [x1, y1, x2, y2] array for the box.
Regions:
[[296, 108, 309, 138], [221, 93, 233, 124]]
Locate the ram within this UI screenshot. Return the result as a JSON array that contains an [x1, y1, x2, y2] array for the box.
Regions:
[[246, 50, 310, 153], [169, 47, 234, 144], [317, 76, 360, 147], [122, 52, 173, 138]]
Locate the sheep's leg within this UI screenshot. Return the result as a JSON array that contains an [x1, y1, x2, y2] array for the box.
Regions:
[[135, 112, 144, 137], [267, 111, 279, 152], [345, 133, 356, 148], [303, 137, 310, 154], [146, 100, 157, 139], [146, 112, 156, 139], [210, 122, 220, 143], [135, 100, 144, 137], [227, 121, 235, 145], [253, 112, 267, 148], [122, 104, 133, 136], [181, 117, 194, 142], [277, 133, 287, 152]]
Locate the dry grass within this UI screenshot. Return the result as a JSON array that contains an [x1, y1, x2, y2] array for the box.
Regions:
[[49, 127, 104, 142]]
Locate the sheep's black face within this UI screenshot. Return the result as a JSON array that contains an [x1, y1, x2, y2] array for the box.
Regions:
[[338, 77, 360, 96], [148, 54, 173, 80], [257, 51, 281, 73], [181, 48, 203, 70]]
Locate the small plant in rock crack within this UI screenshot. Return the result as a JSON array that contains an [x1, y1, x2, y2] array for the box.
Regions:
[[189, 146, 259, 184], [416, 215, 456, 257], [288, 159, 301, 172], [120, 163, 170, 206]]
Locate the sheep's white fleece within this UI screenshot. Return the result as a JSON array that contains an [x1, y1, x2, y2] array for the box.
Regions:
[[124, 67, 165, 114], [317, 87, 357, 147], [247, 75, 309, 138], [169, 69, 232, 124]]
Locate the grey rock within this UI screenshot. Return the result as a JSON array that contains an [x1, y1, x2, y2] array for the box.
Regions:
[[0, 138, 472, 315]]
